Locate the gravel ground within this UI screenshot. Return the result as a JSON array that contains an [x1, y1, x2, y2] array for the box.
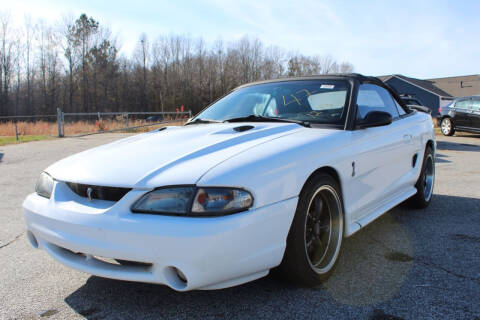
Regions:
[[0, 132, 479, 320]]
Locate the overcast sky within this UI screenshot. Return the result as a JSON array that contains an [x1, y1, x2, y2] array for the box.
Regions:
[[7, 0, 480, 79]]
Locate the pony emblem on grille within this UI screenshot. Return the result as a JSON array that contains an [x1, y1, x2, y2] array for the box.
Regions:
[[87, 187, 94, 201]]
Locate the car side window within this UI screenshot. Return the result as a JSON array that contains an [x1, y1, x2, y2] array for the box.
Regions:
[[471, 99, 480, 111], [356, 84, 400, 120], [455, 99, 470, 109]]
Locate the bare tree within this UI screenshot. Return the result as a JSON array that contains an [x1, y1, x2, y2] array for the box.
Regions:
[[24, 15, 35, 114], [134, 33, 149, 110], [318, 55, 337, 74], [61, 15, 77, 112], [72, 14, 99, 112], [338, 62, 354, 74], [0, 11, 14, 115], [13, 30, 23, 116], [0, 13, 354, 117], [37, 20, 48, 113]]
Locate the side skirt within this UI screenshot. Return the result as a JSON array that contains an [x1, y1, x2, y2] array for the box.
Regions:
[[455, 126, 480, 134], [345, 187, 417, 237]]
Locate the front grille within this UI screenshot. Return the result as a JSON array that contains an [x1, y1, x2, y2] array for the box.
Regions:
[[66, 182, 131, 202]]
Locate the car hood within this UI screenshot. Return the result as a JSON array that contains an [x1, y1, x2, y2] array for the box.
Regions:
[[46, 123, 305, 188]]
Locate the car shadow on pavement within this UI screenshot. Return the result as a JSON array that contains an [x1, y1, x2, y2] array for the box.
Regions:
[[64, 194, 480, 320], [436, 140, 480, 152], [435, 153, 451, 163], [455, 133, 480, 139], [0, 152, 3, 162]]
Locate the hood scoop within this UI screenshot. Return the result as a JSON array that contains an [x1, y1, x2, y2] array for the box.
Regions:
[[233, 125, 255, 132]]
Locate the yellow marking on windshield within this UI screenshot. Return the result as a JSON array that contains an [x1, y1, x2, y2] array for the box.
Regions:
[[283, 94, 301, 106], [296, 89, 312, 96], [282, 88, 323, 107], [291, 94, 300, 105], [305, 111, 325, 118]]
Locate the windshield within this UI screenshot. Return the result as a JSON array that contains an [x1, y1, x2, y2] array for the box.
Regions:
[[193, 80, 351, 126]]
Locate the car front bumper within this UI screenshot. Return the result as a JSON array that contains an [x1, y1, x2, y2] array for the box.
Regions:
[[23, 182, 297, 291]]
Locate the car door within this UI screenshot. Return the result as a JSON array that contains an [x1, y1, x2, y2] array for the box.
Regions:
[[469, 98, 480, 131], [452, 98, 472, 128], [469, 98, 480, 130], [346, 84, 417, 222]]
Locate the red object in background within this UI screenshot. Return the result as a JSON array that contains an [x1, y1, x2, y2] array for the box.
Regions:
[[181, 105, 184, 112], [438, 107, 443, 113], [176, 108, 179, 113]]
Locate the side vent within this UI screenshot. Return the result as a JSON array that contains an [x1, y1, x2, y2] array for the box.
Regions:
[[412, 154, 418, 168], [233, 125, 254, 132], [148, 127, 166, 134]]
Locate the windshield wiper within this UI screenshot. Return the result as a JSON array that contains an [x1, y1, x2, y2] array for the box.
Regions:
[[185, 118, 223, 125], [224, 115, 310, 127]]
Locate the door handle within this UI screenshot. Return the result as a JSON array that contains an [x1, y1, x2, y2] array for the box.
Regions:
[[403, 134, 412, 142]]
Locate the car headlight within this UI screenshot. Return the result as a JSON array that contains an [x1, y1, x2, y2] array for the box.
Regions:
[[131, 187, 196, 214], [131, 186, 253, 216], [191, 188, 253, 215], [35, 172, 54, 199]]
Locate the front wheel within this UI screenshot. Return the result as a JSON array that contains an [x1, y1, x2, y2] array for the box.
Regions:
[[279, 173, 344, 286], [441, 117, 455, 136], [407, 146, 435, 209]]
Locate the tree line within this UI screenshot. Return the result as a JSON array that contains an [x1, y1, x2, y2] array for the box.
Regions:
[[0, 12, 354, 117]]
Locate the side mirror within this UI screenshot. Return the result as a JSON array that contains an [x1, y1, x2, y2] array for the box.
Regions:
[[356, 111, 392, 129]]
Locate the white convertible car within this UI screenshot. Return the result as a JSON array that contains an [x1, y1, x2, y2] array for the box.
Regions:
[[23, 74, 435, 291]]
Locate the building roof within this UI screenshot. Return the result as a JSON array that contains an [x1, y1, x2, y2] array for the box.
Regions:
[[382, 74, 453, 98], [376, 75, 392, 82], [426, 74, 480, 98]]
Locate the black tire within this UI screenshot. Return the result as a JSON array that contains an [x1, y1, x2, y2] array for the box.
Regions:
[[407, 146, 435, 209], [278, 173, 344, 286], [440, 117, 455, 136]]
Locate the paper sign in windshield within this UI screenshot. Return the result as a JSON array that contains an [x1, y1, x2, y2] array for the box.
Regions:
[[321, 84, 335, 89]]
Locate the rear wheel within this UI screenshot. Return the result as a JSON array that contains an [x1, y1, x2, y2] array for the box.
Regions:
[[279, 173, 344, 286], [441, 117, 455, 136], [407, 146, 435, 209]]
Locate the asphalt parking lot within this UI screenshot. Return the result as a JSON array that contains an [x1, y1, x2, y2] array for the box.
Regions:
[[0, 132, 479, 320]]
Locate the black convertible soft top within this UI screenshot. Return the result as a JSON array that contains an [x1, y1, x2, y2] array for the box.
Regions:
[[237, 73, 387, 88]]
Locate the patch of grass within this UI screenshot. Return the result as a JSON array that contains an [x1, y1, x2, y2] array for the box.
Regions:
[[0, 121, 58, 136], [0, 119, 186, 137], [0, 135, 53, 146]]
